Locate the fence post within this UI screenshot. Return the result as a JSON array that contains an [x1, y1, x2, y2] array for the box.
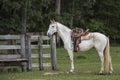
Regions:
[[26, 33, 32, 70], [20, 34, 27, 72], [50, 35, 57, 70], [38, 35, 44, 71]]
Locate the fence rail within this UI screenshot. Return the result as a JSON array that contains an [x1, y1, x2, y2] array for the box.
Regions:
[[27, 34, 57, 71], [0, 34, 57, 71], [0, 34, 27, 72], [0, 45, 21, 50], [0, 35, 20, 39]]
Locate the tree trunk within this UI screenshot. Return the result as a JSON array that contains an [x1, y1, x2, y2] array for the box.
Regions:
[[55, 0, 61, 47], [21, 0, 28, 33], [55, 0, 61, 15]]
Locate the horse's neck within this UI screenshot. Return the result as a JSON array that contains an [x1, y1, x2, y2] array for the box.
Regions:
[[57, 23, 71, 44]]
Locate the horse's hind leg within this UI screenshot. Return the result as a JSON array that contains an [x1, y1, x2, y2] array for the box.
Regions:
[[98, 50, 113, 74], [97, 51, 104, 74]]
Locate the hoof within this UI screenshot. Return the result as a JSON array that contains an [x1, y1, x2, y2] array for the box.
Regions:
[[69, 69, 74, 73], [99, 71, 104, 75], [67, 71, 75, 74], [109, 71, 112, 74], [99, 70, 112, 75]]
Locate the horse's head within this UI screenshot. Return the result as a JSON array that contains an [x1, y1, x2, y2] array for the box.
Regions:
[[47, 20, 57, 37]]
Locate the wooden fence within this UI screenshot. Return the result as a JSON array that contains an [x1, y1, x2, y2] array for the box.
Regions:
[[0, 34, 57, 71], [0, 34, 27, 72], [26, 34, 57, 71]]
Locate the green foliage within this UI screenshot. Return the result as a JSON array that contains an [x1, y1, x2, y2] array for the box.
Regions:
[[87, 19, 106, 33], [0, 0, 23, 34], [93, 0, 120, 40], [27, 0, 55, 32], [0, 0, 119, 41]]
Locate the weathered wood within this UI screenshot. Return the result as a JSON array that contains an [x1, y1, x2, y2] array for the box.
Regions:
[[20, 34, 27, 72], [0, 34, 57, 72], [0, 45, 21, 50], [32, 63, 51, 68], [31, 35, 50, 41], [41, 36, 50, 40], [0, 58, 27, 62], [0, 35, 20, 39], [26, 34, 57, 71], [38, 36, 44, 71], [31, 45, 50, 49], [50, 35, 57, 70], [0, 59, 27, 68], [42, 45, 51, 48], [0, 34, 28, 72], [0, 54, 21, 59], [20, 34, 26, 58], [31, 54, 50, 58], [26, 34, 32, 70], [30, 35, 39, 42]]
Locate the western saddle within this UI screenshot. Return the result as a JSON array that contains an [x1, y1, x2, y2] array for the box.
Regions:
[[71, 27, 89, 52]]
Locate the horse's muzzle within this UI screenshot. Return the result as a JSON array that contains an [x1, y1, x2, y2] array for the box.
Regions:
[[47, 32, 56, 38], [47, 33, 52, 38]]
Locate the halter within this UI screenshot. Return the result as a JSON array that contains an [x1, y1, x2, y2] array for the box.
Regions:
[[55, 22, 59, 32], [49, 22, 58, 35]]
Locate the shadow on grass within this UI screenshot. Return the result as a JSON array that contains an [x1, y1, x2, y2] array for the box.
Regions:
[[76, 55, 86, 59]]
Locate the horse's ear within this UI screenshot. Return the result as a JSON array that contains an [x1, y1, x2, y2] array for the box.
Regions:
[[50, 19, 55, 23], [52, 19, 55, 22], [50, 20, 53, 23]]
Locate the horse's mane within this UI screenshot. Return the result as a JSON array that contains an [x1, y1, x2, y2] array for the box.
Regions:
[[56, 22, 71, 32]]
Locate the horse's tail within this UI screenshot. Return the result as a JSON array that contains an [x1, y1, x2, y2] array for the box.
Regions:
[[104, 37, 110, 73]]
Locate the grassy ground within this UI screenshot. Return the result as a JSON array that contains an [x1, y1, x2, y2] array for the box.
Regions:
[[0, 45, 120, 80]]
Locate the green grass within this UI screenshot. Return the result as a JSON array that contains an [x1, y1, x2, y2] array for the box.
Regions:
[[0, 45, 120, 80]]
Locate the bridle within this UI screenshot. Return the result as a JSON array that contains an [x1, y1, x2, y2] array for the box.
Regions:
[[52, 22, 58, 35]]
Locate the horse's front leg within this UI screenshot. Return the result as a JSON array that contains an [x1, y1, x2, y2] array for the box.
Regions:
[[67, 49, 74, 73]]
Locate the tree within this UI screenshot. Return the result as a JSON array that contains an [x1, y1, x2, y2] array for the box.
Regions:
[[55, 0, 61, 15], [0, 0, 119, 42], [21, 0, 28, 33], [0, 0, 24, 34], [93, 0, 120, 40]]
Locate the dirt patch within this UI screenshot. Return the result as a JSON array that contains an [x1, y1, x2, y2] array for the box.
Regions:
[[43, 72, 60, 75], [43, 72, 65, 75], [17, 79, 44, 80]]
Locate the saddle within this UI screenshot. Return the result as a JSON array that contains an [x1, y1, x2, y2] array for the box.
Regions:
[[71, 27, 89, 52]]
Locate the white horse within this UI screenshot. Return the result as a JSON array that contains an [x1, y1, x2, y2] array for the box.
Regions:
[[47, 20, 113, 74]]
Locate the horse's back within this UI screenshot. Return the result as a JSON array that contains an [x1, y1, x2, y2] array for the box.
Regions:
[[79, 32, 107, 51]]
